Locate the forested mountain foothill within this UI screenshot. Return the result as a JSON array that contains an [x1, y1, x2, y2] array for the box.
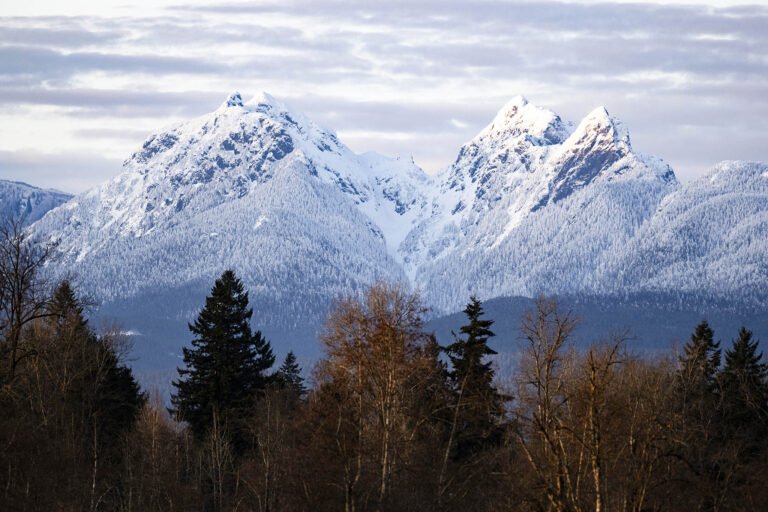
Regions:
[[2, 218, 767, 512]]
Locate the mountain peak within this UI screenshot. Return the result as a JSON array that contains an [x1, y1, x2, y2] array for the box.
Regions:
[[498, 95, 529, 114], [244, 92, 318, 132], [247, 91, 280, 109], [478, 95, 571, 146], [219, 91, 285, 114], [585, 105, 610, 120], [574, 105, 630, 146], [222, 91, 244, 108]]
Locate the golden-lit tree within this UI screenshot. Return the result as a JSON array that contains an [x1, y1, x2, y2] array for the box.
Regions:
[[316, 281, 444, 511]]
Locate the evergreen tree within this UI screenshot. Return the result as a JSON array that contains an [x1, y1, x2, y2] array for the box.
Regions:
[[171, 270, 275, 446], [444, 296, 504, 459], [719, 327, 768, 450], [276, 351, 306, 400], [50, 280, 85, 327], [678, 320, 721, 395], [722, 327, 767, 403], [675, 320, 724, 510]]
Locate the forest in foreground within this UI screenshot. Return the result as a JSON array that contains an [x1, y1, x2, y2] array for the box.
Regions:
[[2, 218, 768, 512]]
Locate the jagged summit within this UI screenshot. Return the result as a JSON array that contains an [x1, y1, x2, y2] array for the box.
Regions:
[[216, 91, 312, 133], [585, 105, 610, 119], [246, 91, 279, 108], [222, 91, 244, 108], [574, 106, 631, 146], [403, 96, 679, 296], [243, 91, 294, 120], [478, 95, 571, 145], [494, 94, 529, 118], [441, 97, 665, 199], [37, 90, 431, 263]]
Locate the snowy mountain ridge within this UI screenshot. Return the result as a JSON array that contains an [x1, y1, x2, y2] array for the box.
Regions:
[[51, 91, 430, 261], [22, 92, 768, 365], [399, 96, 678, 303], [608, 160, 768, 304], [0, 180, 72, 226]]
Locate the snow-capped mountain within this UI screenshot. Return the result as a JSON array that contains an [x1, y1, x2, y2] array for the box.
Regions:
[[33, 92, 430, 362], [40, 92, 429, 261], [402, 96, 678, 311], [28, 92, 768, 367], [0, 180, 71, 225]]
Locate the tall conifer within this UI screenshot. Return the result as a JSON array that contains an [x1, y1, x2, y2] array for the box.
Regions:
[[675, 320, 723, 509], [171, 270, 275, 446], [720, 327, 768, 450], [444, 296, 504, 458], [276, 351, 306, 400], [678, 320, 721, 395]]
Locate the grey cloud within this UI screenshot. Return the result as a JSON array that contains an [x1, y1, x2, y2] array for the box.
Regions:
[[73, 126, 159, 141], [0, 150, 122, 194], [288, 95, 494, 134], [176, 0, 768, 41], [0, 25, 122, 48], [0, 45, 228, 79], [0, 0, 766, 191], [0, 86, 222, 117], [125, 18, 321, 51], [5, 2, 765, 86]]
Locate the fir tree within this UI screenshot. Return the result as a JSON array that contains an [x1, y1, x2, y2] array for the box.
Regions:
[[444, 296, 504, 459], [276, 351, 306, 400], [719, 327, 768, 450], [675, 320, 724, 508], [171, 270, 275, 446], [50, 280, 85, 327], [678, 320, 721, 395], [722, 327, 767, 403]]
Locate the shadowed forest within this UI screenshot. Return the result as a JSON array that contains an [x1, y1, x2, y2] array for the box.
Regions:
[[2, 219, 767, 512]]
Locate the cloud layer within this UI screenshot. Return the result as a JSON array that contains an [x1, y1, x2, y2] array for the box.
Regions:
[[0, 0, 766, 192]]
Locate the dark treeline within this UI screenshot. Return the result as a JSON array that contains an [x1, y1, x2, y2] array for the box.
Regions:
[[2, 218, 768, 512]]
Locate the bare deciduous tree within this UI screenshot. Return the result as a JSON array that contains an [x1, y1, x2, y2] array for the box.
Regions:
[[514, 296, 581, 511], [317, 281, 439, 511], [0, 216, 55, 383]]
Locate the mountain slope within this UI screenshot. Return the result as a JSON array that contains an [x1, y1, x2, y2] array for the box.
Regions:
[[0, 180, 71, 225], [611, 160, 768, 306]]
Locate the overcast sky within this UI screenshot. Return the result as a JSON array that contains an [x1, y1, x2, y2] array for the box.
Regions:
[[0, 0, 766, 193]]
